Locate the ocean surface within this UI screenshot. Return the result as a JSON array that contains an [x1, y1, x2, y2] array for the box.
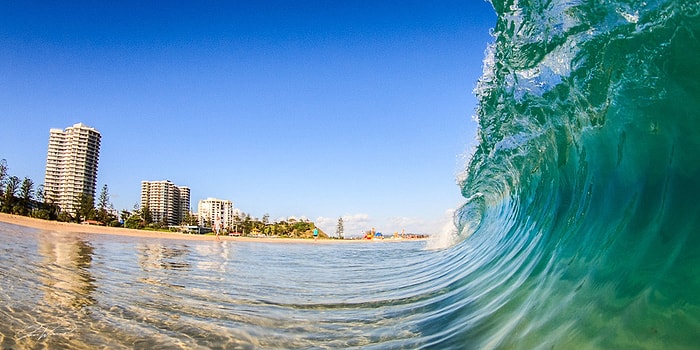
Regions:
[[0, 224, 447, 349], [2, 0, 700, 348]]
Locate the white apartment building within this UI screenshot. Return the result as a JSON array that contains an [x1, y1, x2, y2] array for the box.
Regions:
[[198, 198, 237, 230], [44, 123, 101, 214], [179, 186, 191, 222], [140, 180, 190, 226]]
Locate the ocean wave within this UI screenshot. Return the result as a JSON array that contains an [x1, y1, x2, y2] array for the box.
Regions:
[[453, 0, 700, 347]]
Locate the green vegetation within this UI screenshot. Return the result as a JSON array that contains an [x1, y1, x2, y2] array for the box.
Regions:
[[0, 158, 118, 225], [227, 213, 328, 239], [1, 159, 59, 219], [336, 216, 344, 239], [0, 158, 327, 239]]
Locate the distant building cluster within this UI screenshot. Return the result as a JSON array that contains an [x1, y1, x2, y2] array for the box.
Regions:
[[44, 122, 239, 229]]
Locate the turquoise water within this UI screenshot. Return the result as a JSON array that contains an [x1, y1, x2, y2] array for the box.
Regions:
[[455, 0, 700, 348], [2, 0, 699, 348]]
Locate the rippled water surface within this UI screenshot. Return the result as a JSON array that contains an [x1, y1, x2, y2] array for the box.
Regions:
[[1, 223, 449, 349]]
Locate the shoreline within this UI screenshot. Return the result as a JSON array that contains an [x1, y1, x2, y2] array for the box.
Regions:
[[0, 213, 426, 244]]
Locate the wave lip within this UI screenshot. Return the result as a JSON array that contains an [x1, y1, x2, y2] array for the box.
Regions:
[[453, 0, 700, 347]]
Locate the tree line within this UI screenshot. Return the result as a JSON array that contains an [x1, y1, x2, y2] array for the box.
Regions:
[[226, 214, 327, 239], [0, 158, 119, 225], [1, 158, 332, 238], [122, 206, 329, 239]]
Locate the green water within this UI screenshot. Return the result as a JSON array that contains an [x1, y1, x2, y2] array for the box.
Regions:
[[456, 0, 700, 348]]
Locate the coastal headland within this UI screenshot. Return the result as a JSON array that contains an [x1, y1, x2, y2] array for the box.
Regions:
[[0, 213, 425, 244]]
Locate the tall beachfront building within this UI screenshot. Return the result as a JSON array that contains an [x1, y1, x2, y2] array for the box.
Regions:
[[179, 186, 191, 223], [44, 123, 101, 214], [140, 180, 190, 226], [198, 198, 237, 230]]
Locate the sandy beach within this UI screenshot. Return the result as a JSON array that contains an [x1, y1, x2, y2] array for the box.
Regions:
[[0, 213, 422, 244]]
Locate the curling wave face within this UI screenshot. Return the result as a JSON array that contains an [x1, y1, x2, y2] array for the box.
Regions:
[[452, 0, 700, 347]]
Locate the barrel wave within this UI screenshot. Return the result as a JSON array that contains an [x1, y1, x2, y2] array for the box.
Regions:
[[447, 0, 700, 348]]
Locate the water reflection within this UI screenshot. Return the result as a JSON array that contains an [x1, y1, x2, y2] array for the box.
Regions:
[[3, 231, 101, 348], [1, 226, 437, 349], [38, 232, 96, 309], [137, 243, 192, 271], [195, 241, 232, 272]]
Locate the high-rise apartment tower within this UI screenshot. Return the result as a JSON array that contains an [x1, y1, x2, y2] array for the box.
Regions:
[[140, 180, 190, 226], [44, 123, 101, 214]]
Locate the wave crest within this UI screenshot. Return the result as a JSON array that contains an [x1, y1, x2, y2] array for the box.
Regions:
[[452, 0, 700, 347]]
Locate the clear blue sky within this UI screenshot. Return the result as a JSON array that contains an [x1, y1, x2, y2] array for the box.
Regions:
[[0, 1, 495, 236]]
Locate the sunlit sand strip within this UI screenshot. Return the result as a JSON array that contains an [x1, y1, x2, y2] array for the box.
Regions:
[[0, 213, 424, 244]]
